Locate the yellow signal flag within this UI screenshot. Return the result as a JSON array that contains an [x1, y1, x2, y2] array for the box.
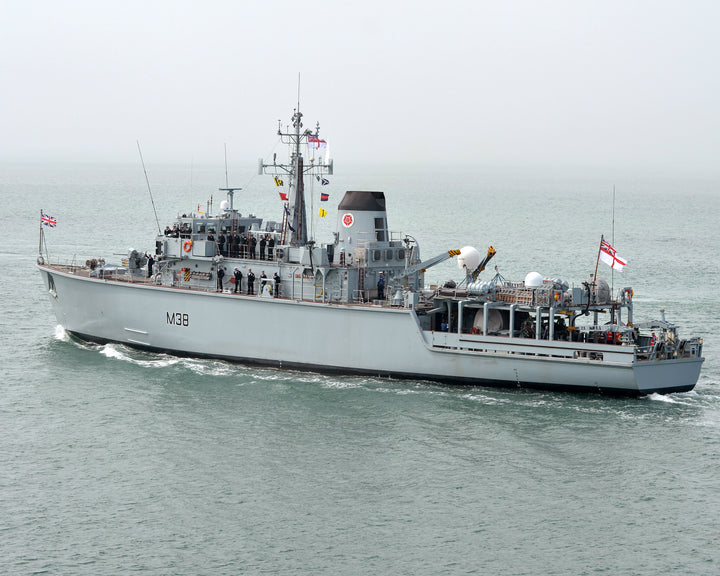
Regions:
[[274, 177, 284, 186], [318, 208, 328, 218]]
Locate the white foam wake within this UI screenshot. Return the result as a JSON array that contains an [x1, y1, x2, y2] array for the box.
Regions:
[[54, 324, 69, 341], [99, 343, 180, 368]]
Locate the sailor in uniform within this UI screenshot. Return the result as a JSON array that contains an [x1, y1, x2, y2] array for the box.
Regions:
[[233, 268, 243, 293], [217, 265, 225, 292], [240, 234, 248, 258], [249, 235, 257, 259], [273, 272, 281, 297], [377, 271, 385, 300], [259, 235, 267, 260], [218, 232, 226, 257], [268, 236, 275, 260], [247, 269, 256, 295], [146, 253, 155, 278]]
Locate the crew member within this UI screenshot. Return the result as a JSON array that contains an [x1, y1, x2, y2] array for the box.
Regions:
[[233, 268, 243, 293], [259, 235, 267, 260], [268, 236, 275, 260], [240, 234, 248, 258], [377, 271, 385, 300], [273, 272, 281, 298], [247, 269, 256, 295], [249, 235, 257, 259], [520, 320, 535, 339], [147, 253, 155, 278], [217, 265, 225, 292]]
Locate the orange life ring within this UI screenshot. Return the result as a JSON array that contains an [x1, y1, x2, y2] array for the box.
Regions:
[[183, 240, 192, 252]]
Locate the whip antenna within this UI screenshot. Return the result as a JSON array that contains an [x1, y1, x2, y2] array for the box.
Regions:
[[137, 140, 161, 234], [224, 143, 229, 188]]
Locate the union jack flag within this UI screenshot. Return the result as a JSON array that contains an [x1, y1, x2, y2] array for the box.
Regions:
[[42, 213, 57, 227]]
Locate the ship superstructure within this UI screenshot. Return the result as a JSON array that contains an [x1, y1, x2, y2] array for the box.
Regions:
[[37, 105, 704, 395]]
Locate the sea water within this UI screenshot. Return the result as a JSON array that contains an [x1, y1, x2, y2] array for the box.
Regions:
[[1, 162, 718, 575]]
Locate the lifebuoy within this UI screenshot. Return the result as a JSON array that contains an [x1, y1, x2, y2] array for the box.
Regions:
[[624, 288, 633, 300], [183, 240, 193, 252]]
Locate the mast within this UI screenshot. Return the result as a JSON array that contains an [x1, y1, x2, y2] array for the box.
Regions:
[[290, 108, 306, 245], [259, 106, 332, 246], [38, 209, 44, 258]]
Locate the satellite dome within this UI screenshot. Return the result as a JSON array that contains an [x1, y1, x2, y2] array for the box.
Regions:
[[458, 246, 481, 270], [594, 277, 611, 304], [220, 200, 230, 211], [524, 271, 544, 288]]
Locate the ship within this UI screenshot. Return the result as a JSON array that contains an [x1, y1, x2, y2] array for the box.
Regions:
[[37, 105, 704, 395]]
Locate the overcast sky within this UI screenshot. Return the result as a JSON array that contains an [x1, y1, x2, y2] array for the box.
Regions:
[[3, 0, 719, 173]]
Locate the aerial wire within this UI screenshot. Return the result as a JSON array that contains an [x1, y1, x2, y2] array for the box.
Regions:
[[137, 140, 162, 234], [611, 185, 616, 298], [224, 143, 229, 188]]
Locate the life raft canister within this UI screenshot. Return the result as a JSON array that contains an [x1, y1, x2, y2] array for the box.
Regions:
[[183, 240, 193, 252]]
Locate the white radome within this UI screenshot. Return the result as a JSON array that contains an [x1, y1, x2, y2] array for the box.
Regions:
[[524, 271, 544, 287], [458, 246, 481, 270]]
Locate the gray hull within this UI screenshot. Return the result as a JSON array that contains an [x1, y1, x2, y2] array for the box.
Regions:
[[40, 265, 703, 396]]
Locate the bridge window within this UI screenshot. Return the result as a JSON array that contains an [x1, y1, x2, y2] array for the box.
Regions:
[[375, 217, 386, 242]]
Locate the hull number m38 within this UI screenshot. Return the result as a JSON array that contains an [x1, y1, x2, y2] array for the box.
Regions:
[[167, 312, 189, 327]]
